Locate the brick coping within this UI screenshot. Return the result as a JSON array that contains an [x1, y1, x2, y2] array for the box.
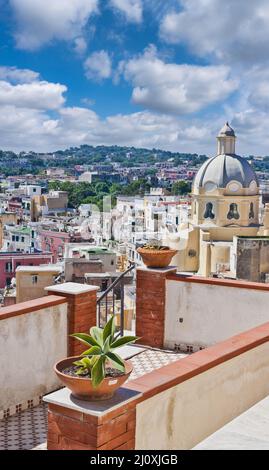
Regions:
[[0, 295, 67, 321], [166, 273, 269, 291], [124, 320, 269, 401]]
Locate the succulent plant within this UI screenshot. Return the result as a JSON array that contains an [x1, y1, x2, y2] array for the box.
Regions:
[[142, 239, 170, 250], [71, 316, 138, 388]]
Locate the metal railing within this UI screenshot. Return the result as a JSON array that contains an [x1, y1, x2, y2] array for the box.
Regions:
[[96, 263, 135, 336]]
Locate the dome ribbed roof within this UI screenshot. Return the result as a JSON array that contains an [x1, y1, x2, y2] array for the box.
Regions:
[[194, 154, 258, 189]]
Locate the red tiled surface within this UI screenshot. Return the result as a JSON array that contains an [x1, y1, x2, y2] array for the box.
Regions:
[[0, 295, 67, 321]]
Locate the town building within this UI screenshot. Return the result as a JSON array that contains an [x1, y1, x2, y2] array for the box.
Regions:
[[16, 265, 62, 303], [64, 244, 117, 283], [0, 252, 53, 288], [31, 191, 68, 221]]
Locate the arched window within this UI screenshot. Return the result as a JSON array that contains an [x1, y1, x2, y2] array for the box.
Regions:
[[227, 203, 240, 220], [249, 202, 254, 219], [204, 202, 215, 219]]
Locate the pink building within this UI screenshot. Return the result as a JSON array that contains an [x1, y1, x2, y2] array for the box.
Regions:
[[40, 231, 70, 263], [0, 252, 53, 288]]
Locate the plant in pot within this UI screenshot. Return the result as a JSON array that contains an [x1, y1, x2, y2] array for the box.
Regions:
[[137, 239, 178, 268], [54, 315, 138, 401]]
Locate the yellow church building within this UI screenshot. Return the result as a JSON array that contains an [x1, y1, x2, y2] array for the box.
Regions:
[[166, 122, 269, 280]]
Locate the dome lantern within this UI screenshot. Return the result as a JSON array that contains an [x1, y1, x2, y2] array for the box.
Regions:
[[217, 122, 236, 155]]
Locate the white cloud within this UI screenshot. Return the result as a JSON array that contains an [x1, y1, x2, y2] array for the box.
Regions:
[[1, 66, 269, 156], [10, 0, 98, 50], [244, 68, 269, 112], [0, 80, 66, 110], [73, 36, 87, 55], [0, 103, 213, 153], [109, 0, 143, 23], [160, 0, 269, 66], [0, 66, 40, 83], [84, 50, 112, 81], [0, 67, 212, 152], [120, 45, 238, 114]]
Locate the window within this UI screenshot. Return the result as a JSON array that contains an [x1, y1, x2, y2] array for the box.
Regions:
[[227, 203, 240, 220], [204, 202, 215, 219], [16, 236, 19, 242], [5, 262, 12, 273], [249, 202, 254, 219], [21, 237, 24, 242], [32, 275, 38, 284], [12, 235, 15, 241]]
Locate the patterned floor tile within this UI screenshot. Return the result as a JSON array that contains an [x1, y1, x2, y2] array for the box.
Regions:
[[0, 348, 187, 450]]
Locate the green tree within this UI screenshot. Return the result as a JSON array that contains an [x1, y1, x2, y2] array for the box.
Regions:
[[171, 181, 191, 195]]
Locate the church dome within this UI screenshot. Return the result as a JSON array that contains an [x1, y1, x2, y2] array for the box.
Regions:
[[193, 122, 259, 193], [194, 153, 258, 190]]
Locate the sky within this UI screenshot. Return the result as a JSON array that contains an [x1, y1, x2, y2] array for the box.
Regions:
[[1, 0, 269, 155]]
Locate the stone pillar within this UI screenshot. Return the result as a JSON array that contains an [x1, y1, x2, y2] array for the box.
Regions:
[[46, 283, 99, 356], [136, 267, 177, 349], [44, 388, 140, 450]]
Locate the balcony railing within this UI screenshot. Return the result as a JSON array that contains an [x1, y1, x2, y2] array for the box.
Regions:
[[96, 263, 135, 335]]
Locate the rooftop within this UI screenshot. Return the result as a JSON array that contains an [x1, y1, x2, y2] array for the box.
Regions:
[[16, 266, 62, 273]]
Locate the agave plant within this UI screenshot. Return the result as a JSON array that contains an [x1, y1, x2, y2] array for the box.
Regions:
[[141, 238, 169, 251], [71, 316, 138, 388]]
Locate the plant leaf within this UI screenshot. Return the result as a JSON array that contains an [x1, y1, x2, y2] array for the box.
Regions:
[[103, 315, 115, 343], [73, 360, 85, 367], [103, 336, 111, 354], [110, 336, 138, 349], [70, 333, 99, 347], [106, 352, 125, 373], [81, 346, 102, 356], [91, 356, 105, 388], [80, 357, 93, 368], [90, 326, 104, 346]]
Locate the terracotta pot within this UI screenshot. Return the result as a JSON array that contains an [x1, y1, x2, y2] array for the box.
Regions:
[[54, 356, 133, 401], [137, 247, 178, 268]]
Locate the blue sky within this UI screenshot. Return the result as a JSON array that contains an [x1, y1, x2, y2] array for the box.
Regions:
[[1, 1, 269, 155]]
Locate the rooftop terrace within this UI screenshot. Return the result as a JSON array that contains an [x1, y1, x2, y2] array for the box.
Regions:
[[2, 270, 269, 450], [0, 346, 187, 450]]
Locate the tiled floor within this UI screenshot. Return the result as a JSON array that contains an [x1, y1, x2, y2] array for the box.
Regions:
[[0, 348, 187, 450], [0, 404, 48, 450]]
